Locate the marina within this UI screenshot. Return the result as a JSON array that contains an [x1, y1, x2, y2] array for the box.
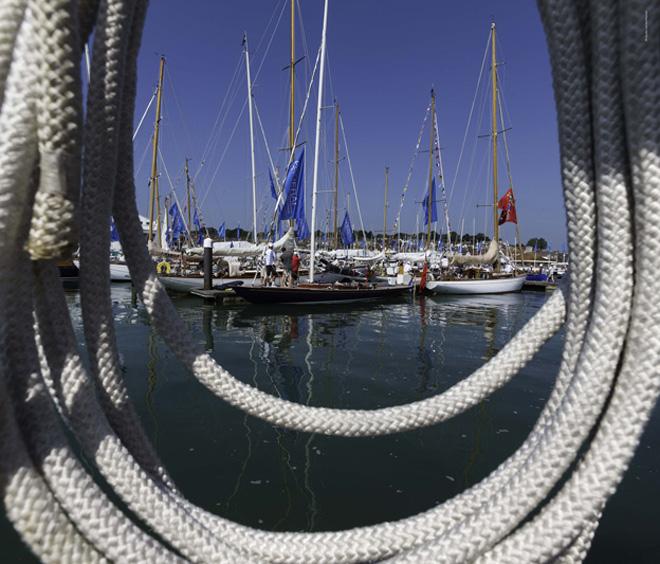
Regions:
[[1, 0, 659, 562]]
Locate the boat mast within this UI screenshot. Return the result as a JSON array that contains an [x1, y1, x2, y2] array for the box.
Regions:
[[289, 0, 295, 152], [383, 166, 389, 250], [243, 33, 258, 243], [185, 157, 191, 233], [333, 100, 339, 248], [309, 0, 329, 283], [426, 89, 435, 250], [491, 22, 500, 271], [148, 56, 165, 247]]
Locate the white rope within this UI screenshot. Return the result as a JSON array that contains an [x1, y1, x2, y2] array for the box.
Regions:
[[1, 1, 659, 562]]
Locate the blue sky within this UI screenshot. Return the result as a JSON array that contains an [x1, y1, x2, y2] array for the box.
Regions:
[[130, 1, 566, 248]]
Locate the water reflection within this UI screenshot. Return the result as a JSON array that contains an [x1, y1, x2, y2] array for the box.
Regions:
[[73, 287, 556, 534]]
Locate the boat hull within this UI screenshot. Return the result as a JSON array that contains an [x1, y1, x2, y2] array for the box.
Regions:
[[233, 284, 412, 305], [159, 275, 260, 293], [110, 263, 131, 282], [425, 275, 526, 295]]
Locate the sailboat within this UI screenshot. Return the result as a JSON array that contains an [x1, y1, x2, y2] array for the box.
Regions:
[[426, 23, 526, 295], [233, 0, 412, 305]]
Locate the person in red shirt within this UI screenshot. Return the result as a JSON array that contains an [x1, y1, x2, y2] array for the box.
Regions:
[[291, 251, 300, 286]]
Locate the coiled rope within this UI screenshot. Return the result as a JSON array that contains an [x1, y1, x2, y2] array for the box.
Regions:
[[1, 0, 658, 562]]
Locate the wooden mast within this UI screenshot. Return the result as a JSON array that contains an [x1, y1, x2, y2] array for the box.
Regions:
[[185, 157, 191, 233], [148, 56, 165, 247], [333, 100, 339, 248], [383, 166, 389, 250], [491, 22, 500, 271], [426, 89, 435, 250]]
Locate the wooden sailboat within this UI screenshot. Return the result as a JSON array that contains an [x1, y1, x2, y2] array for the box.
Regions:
[[233, 0, 412, 305], [426, 23, 525, 295]]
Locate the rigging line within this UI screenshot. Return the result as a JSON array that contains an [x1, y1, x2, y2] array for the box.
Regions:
[[132, 87, 156, 141], [252, 0, 286, 60], [192, 51, 244, 181], [295, 0, 313, 84], [134, 131, 154, 179], [164, 65, 194, 157], [158, 147, 192, 242], [196, 77, 246, 187], [253, 99, 281, 193], [277, 40, 321, 205], [199, 96, 249, 208], [457, 64, 491, 226], [393, 101, 431, 234], [195, 79, 245, 191], [252, 0, 288, 83], [338, 114, 367, 248], [447, 28, 492, 209]]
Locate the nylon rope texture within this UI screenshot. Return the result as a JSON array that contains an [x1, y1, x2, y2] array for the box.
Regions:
[[0, 0, 659, 562]]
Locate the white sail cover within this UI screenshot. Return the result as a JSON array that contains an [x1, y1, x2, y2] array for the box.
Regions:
[[185, 227, 295, 258], [451, 239, 498, 265]]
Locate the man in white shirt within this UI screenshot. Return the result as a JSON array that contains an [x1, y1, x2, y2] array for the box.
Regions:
[[263, 243, 277, 286]]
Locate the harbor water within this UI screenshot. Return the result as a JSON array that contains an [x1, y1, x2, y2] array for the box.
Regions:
[[2, 286, 659, 562]]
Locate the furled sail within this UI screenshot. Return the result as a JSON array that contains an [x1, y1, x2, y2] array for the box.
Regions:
[[451, 239, 498, 265], [185, 226, 295, 258]]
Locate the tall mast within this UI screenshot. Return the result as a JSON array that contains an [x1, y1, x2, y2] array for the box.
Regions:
[[491, 22, 500, 270], [185, 157, 191, 232], [383, 166, 389, 250], [309, 0, 329, 283], [244, 33, 258, 243], [148, 56, 165, 247], [426, 89, 435, 250], [289, 0, 295, 151], [333, 100, 339, 248]]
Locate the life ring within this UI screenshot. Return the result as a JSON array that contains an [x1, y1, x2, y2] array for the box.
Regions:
[[156, 260, 171, 274]]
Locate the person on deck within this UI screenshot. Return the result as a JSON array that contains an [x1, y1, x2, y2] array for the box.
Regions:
[[291, 251, 300, 286], [264, 243, 277, 286], [280, 246, 293, 287]]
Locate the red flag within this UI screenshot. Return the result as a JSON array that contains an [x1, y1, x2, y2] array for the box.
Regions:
[[497, 188, 518, 225]]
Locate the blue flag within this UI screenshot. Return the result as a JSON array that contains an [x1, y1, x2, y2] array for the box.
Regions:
[[422, 177, 438, 225], [168, 202, 184, 246], [110, 218, 119, 242], [218, 221, 226, 240], [297, 216, 310, 240], [279, 149, 305, 222], [269, 170, 278, 200], [237, 224, 241, 240], [193, 209, 204, 245], [340, 211, 354, 246]]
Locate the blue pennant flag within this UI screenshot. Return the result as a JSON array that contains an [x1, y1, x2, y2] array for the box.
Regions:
[[168, 202, 185, 246], [218, 221, 226, 240], [110, 218, 119, 242], [237, 223, 241, 240], [269, 170, 278, 200], [193, 209, 204, 245], [297, 216, 310, 240], [278, 149, 305, 222], [340, 211, 354, 246], [422, 177, 438, 225]]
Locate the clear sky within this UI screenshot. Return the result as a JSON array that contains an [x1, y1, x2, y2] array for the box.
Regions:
[[130, 0, 566, 248]]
